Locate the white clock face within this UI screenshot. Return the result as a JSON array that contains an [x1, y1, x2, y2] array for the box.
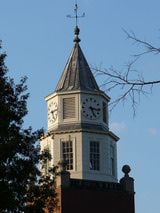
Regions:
[[48, 101, 58, 123], [82, 97, 101, 120]]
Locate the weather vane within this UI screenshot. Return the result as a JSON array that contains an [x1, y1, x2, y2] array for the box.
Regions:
[[67, 1, 85, 26]]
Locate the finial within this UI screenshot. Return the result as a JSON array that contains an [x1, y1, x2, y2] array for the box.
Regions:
[[74, 26, 81, 43], [67, 1, 85, 43], [122, 165, 131, 177], [120, 165, 134, 193]]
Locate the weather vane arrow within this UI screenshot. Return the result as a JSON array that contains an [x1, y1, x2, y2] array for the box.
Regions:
[[67, 2, 85, 26]]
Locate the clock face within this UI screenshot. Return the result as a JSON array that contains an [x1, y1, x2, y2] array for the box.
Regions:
[[82, 97, 101, 120], [48, 101, 58, 124]]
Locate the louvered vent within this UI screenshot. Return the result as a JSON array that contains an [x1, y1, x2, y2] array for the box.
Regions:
[[63, 97, 76, 119]]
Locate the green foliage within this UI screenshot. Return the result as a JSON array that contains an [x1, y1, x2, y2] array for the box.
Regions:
[[0, 42, 57, 212]]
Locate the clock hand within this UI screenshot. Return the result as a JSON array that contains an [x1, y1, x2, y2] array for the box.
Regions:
[[89, 106, 100, 111], [91, 107, 100, 111], [51, 109, 57, 113], [89, 106, 96, 117], [51, 109, 58, 119]]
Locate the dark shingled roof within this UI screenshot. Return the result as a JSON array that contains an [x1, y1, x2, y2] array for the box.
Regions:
[[55, 42, 100, 92]]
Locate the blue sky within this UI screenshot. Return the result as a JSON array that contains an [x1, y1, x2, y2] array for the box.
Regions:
[[1, 1, 160, 212]]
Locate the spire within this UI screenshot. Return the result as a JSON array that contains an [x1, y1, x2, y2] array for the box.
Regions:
[[55, 43, 100, 92], [55, 3, 100, 92]]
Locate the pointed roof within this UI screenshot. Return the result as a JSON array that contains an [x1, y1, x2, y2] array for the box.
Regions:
[[55, 27, 100, 92]]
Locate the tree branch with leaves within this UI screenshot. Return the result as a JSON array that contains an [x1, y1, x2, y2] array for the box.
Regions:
[[0, 41, 58, 213]]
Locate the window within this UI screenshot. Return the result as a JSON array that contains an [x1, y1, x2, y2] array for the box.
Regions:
[[62, 140, 73, 170], [63, 97, 76, 119], [110, 145, 115, 176], [90, 141, 100, 171], [103, 102, 107, 123]]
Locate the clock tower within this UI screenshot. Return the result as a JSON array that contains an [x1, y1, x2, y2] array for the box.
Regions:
[[41, 26, 119, 183], [41, 11, 135, 211]]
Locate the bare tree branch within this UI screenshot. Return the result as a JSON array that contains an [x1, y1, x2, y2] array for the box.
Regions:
[[92, 30, 160, 115], [123, 29, 160, 57], [93, 62, 160, 115]]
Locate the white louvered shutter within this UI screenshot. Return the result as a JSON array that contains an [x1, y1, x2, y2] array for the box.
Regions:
[[63, 97, 76, 119]]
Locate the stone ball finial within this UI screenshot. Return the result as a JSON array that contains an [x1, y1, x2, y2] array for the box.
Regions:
[[74, 26, 80, 35], [74, 26, 81, 43], [122, 165, 131, 176]]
